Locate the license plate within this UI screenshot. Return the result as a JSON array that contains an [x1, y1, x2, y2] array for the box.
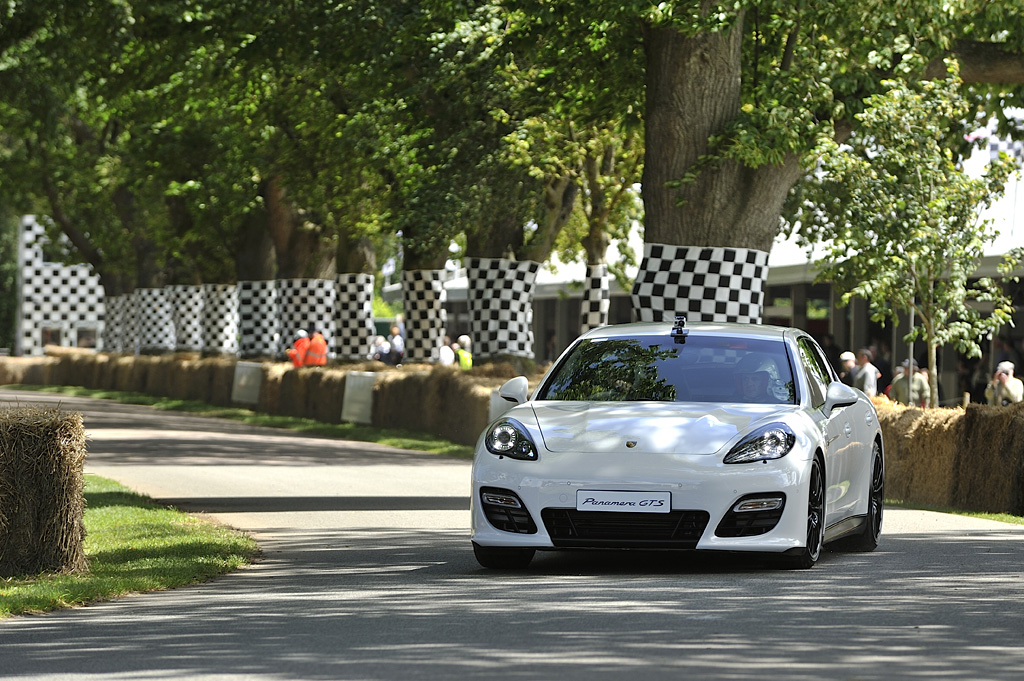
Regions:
[[576, 490, 671, 513]]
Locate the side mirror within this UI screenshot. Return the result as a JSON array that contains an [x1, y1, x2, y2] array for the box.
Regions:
[[824, 381, 859, 414], [498, 376, 530, 405]]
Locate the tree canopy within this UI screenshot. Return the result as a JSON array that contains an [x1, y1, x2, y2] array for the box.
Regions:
[[2, 0, 1024, 304]]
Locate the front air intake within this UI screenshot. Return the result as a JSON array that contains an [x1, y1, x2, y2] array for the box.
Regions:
[[479, 487, 537, 534]]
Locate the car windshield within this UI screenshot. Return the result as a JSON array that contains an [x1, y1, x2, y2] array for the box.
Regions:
[[538, 334, 796, 404]]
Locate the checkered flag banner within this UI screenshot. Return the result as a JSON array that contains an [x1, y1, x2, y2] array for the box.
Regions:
[[135, 288, 175, 353], [989, 137, 1024, 162], [237, 280, 280, 358], [631, 244, 769, 324], [201, 284, 239, 356], [465, 257, 540, 359], [334, 273, 376, 361], [18, 216, 106, 356], [168, 285, 205, 352], [402, 269, 447, 363], [276, 278, 338, 358], [986, 119, 1024, 162], [581, 263, 610, 332], [102, 294, 133, 354]]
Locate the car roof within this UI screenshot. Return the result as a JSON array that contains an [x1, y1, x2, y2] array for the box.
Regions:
[[580, 321, 793, 342]]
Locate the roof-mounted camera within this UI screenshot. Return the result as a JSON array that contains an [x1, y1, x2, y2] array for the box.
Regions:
[[671, 315, 689, 344]]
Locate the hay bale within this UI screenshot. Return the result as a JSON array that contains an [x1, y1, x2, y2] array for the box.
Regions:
[[877, 402, 961, 508], [953, 403, 1024, 515], [143, 355, 179, 398], [371, 366, 504, 445], [307, 369, 347, 424], [0, 357, 44, 386], [277, 368, 311, 418], [0, 406, 88, 577], [208, 359, 237, 406], [257, 364, 288, 415]]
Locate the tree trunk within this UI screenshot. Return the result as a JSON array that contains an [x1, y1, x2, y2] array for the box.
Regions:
[[265, 175, 335, 278], [336, 228, 377, 274], [641, 19, 802, 252], [234, 203, 277, 281]]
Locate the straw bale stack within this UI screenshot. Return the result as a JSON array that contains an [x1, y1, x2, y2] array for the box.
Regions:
[[953, 403, 1024, 515], [373, 366, 495, 445], [0, 406, 88, 577], [876, 400, 962, 508]]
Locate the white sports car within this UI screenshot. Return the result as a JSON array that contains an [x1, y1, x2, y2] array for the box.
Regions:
[[471, 318, 884, 569]]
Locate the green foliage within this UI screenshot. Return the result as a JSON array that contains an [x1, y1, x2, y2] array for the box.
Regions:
[[792, 65, 1019, 405]]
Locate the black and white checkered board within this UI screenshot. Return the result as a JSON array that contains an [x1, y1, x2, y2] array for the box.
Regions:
[[402, 269, 447, 363], [988, 136, 1024, 162], [18, 217, 105, 356], [238, 280, 280, 358], [465, 257, 540, 359], [168, 285, 205, 351], [581, 264, 610, 332], [276, 279, 338, 358], [201, 284, 239, 355], [335, 273, 377, 360], [630, 244, 769, 323], [135, 288, 176, 353]]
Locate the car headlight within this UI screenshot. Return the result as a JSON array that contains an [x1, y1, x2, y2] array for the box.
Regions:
[[723, 424, 796, 464], [485, 419, 539, 460]]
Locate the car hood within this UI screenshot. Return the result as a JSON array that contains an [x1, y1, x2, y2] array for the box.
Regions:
[[531, 401, 792, 455]]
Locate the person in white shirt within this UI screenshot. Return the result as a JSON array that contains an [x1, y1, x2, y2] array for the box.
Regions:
[[985, 361, 1024, 406]]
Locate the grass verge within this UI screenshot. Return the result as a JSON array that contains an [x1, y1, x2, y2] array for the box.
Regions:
[[0, 474, 259, 619], [2, 384, 474, 458]]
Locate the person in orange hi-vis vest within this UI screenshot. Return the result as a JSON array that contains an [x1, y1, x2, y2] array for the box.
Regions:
[[286, 330, 310, 367], [306, 330, 328, 366]]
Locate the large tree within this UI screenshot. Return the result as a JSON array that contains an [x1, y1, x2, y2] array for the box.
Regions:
[[508, 0, 1024, 255]]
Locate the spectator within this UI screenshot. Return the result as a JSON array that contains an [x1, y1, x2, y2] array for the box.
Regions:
[[838, 351, 856, 386], [455, 334, 473, 370], [438, 335, 456, 366], [889, 359, 929, 407], [985, 361, 1024, 406], [388, 325, 405, 365], [286, 330, 309, 368], [306, 329, 328, 366], [852, 347, 881, 397], [372, 336, 391, 364]]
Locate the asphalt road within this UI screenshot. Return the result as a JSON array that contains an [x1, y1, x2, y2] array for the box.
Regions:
[[2, 389, 1024, 681]]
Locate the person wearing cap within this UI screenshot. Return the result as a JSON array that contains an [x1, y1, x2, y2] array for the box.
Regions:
[[838, 350, 857, 386], [286, 329, 309, 368], [985, 361, 1024, 406], [889, 359, 930, 407]]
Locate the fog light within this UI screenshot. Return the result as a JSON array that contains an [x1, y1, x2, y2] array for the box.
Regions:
[[733, 496, 784, 513], [482, 492, 522, 508]]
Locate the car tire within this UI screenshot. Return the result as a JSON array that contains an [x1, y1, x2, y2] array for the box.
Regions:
[[783, 456, 825, 569], [473, 542, 535, 569], [845, 440, 884, 552]]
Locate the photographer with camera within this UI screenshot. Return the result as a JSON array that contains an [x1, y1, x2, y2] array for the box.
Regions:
[[985, 361, 1024, 406]]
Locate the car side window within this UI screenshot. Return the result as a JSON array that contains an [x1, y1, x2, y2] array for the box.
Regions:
[[797, 337, 829, 409]]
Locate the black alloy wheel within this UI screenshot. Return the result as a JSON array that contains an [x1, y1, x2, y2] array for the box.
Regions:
[[847, 441, 884, 551], [785, 456, 825, 569]]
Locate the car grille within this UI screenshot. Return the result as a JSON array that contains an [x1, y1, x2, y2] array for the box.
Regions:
[[541, 508, 710, 549]]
